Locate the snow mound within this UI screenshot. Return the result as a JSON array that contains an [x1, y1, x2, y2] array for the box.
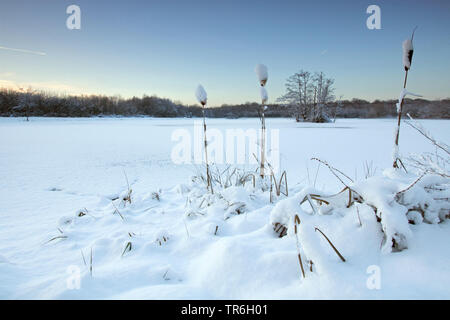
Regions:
[[34, 166, 450, 299]]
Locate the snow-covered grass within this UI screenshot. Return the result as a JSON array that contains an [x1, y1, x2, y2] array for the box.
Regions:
[[0, 117, 449, 299]]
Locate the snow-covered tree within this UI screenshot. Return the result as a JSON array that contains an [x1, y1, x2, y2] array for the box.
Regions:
[[311, 72, 335, 123], [277, 70, 312, 121], [277, 70, 335, 122]]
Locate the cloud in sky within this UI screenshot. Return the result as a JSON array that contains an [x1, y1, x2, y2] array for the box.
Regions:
[[0, 78, 90, 96], [0, 72, 16, 78], [0, 45, 46, 56]]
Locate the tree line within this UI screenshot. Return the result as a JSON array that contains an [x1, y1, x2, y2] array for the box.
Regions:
[[0, 87, 448, 120]]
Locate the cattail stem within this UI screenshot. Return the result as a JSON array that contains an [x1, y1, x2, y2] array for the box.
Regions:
[[255, 64, 268, 178], [393, 70, 409, 168], [260, 106, 266, 178], [202, 107, 213, 193], [294, 215, 306, 278]]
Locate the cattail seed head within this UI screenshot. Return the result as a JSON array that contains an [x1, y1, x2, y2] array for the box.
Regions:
[[195, 85, 207, 106], [402, 39, 414, 71], [255, 64, 268, 86]]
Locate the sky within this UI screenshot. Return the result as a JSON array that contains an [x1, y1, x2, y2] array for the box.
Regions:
[[0, 0, 449, 106]]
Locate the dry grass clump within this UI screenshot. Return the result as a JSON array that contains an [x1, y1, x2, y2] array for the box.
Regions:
[[151, 191, 160, 201], [269, 170, 288, 203], [156, 235, 169, 246], [224, 201, 247, 218], [273, 222, 287, 238], [122, 171, 133, 205], [193, 164, 257, 190]]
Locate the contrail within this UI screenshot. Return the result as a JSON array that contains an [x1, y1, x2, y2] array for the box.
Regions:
[[0, 46, 46, 56]]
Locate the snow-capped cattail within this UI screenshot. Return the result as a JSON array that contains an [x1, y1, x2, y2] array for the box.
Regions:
[[255, 64, 269, 178], [260, 87, 268, 104], [393, 29, 417, 169], [402, 39, 414, 71], [255, 64, 268, 87], [195, 85, 207, 106], [195, 84, 212, 193]]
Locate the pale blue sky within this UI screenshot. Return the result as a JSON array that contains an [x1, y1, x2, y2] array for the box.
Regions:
[[0, 0, 449, 106]]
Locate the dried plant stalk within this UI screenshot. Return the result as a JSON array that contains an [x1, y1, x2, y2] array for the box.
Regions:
[[394, 28, 416, 168], [202, 106, 213, 194], [122, 241, 132, 257], [260, 111, 266, 178], [356, 206, 362, 227], [393, 71, 409, 169], [294, 215, 306, 278], [314, 227, 346, 262], [255, 64, 268, 178]]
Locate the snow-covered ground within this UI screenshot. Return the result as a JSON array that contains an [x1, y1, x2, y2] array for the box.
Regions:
[[0, 117, 448, 299]]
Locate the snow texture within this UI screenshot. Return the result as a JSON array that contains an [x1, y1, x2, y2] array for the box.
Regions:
[[0, 117, 448, 299]]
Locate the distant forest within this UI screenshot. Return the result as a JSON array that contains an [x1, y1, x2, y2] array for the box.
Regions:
[[0, 88, 449, 119]]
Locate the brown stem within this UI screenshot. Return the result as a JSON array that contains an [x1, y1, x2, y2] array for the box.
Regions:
[[202, 107, 213, 194], [315, 227, 346, 262], [395, 171, 428, 197], [297, 253, 306, 279], [393, 70, 409, 168], [260, 105, 266, 178], [294, 215, 306, 278]]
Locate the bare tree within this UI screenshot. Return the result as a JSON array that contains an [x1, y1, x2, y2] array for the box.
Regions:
[[310, 72, 335, 122], [277, 70, 312, 121], [278, 70, 335, 122]]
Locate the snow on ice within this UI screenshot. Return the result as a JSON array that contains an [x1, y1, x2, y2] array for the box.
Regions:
[[0, 117, 448, 299]]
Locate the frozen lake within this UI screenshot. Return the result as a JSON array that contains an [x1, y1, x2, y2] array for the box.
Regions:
[[0, 117, 448, 298]]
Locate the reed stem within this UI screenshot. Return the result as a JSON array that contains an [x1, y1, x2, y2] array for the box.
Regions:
[[393, 70, 409, 168], [202, 106, 213, 193], [260, 105, 266, 178]]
